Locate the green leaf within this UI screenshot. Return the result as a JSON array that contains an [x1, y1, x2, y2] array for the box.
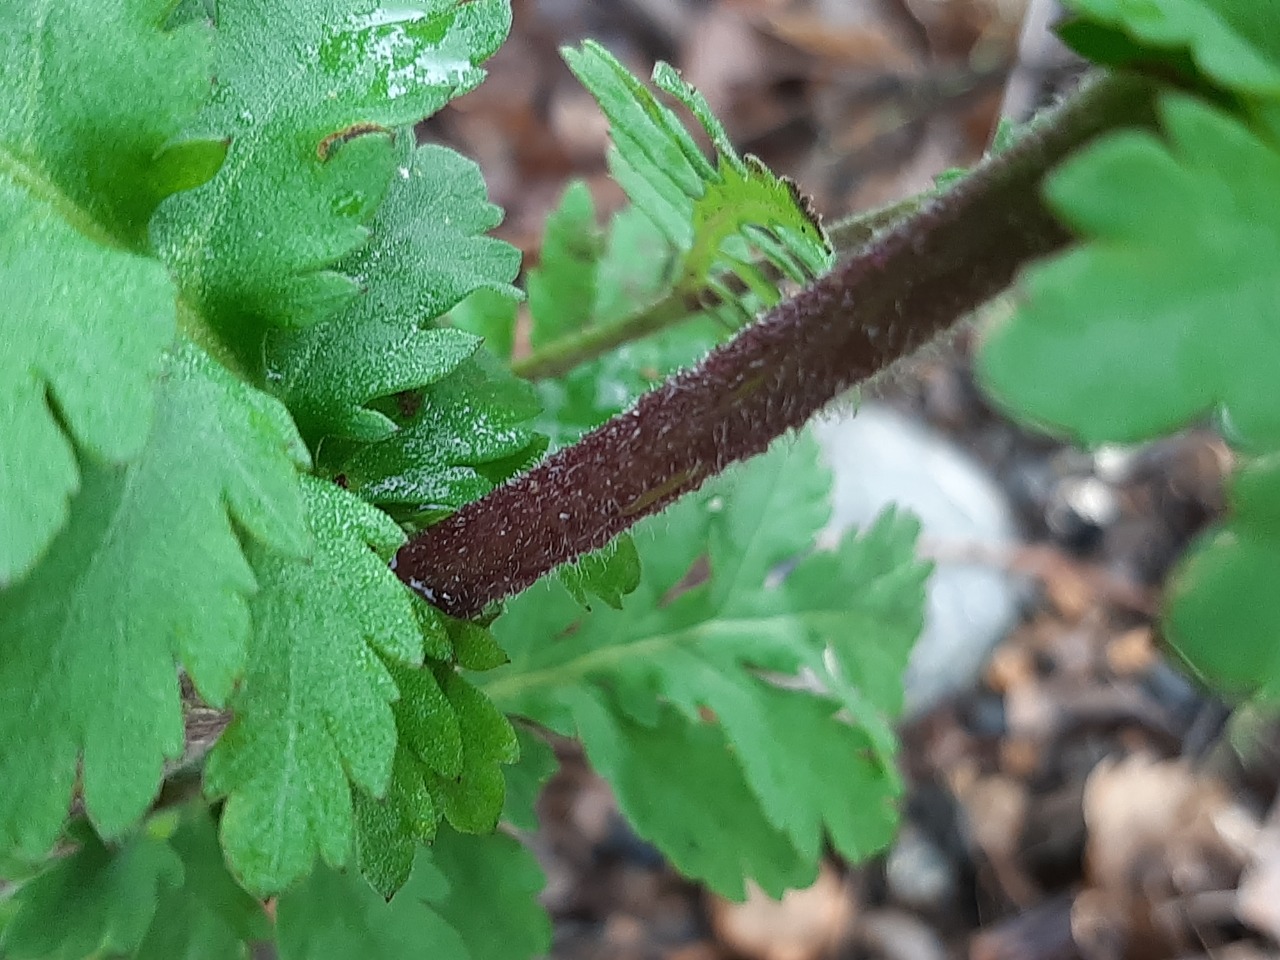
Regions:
[[205, 477, 422, 895], [530, 200, 719, 444], [0, 0, 221, 247], [276, 855, 466, 960], [0, 180, 175, 587], [0, 0, 222, 577], [594, 203, 680, 326], [346, 614, 519, 897], [978, 95, 1280, 447], [569, 697, 817, 897], [279, 835, 548, 960], [562, 40, 832, 301], [270, 141, 520, 446], [154, 0, 512, 345], [430, 669, 519, 833], [1166, 453, 1280, 697], [135, 811, 271, 960], [1, 827, 182, 960], [447, 616, 509, 672], [502, 725, 559, 832], [341, 350, 543, 529], [449, 287, 520, 361], [0, 341, 309, 860], [1060, 0, 1280, 97], [558, 535, 642, 610], [354, 662, 459, 897], [354, 746, 442, 899], [499, 53, 822, 416], [485, 435, 927, 897], [527, 180, 605, 348], [427, 829, 550, 960]]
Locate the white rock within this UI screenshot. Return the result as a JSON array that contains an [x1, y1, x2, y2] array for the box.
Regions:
[[810, 402, 1022, 717]]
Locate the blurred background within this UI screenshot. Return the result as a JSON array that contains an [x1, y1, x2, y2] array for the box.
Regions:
[[422, 2, 1280, 958]]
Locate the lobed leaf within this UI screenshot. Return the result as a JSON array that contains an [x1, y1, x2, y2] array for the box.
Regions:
[[277, 833, 546, 960], [134, 811, 272, 960], [979, 95, 1280, 447], [430, 669, 520, 833], [154, 0, 512, 348], [1060, 0, 1280, 97], [205, 478, 422, 895], [0, 0, 223, 584], [354, 745, 442, 898], [1, 826, 182, 960], [570, 697, 819, 895], [354, 662, 517, 897], [558, 535, 643, 611], [269, 140, 520, 447], [0, 0, 222, 247], [484, 436, 927, 898], [340, 350, 544, 530], [0, 342, 309, 860], [562, 40, 832, 308], [0, 182, 174, 586]]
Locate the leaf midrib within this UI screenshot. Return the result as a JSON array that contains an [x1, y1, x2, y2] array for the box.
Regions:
[[478, 608, 850, 708], [0, 144, 123, 250]]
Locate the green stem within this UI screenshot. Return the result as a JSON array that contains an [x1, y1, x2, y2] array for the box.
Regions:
[[510, 197, 925, 381]]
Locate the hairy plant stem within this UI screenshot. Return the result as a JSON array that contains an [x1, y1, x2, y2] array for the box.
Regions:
[[394, 71, 1159, 619], [510, 197, 924, 381]]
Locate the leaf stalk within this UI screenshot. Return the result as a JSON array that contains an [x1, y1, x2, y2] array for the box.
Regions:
[[510, 198, 923, 380]]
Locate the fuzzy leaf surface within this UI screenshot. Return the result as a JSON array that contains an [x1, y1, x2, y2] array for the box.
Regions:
[[485, 436, 927, 898], [0, 342, 309, 860], [205, 478, 422, 895], [354, 664, 518, 897], [979, 95, 1280, 447], [0, 0, 220, 246], [0, 182, 174, 586], [270, 140, 519, 446], [341, 349, 544, 530], [0, 0, 222, 582], [563, 41, 832, 307], [154, 0, 512, 343]]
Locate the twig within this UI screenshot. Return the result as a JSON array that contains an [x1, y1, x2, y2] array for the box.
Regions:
[[394, 71, 1160, 618]]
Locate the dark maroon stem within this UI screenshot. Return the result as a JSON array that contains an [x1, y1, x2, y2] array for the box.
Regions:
[[394, 72, 1157, 618]]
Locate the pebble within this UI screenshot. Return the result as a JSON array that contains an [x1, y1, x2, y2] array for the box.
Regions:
[[811, 401, 1024, 717]]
